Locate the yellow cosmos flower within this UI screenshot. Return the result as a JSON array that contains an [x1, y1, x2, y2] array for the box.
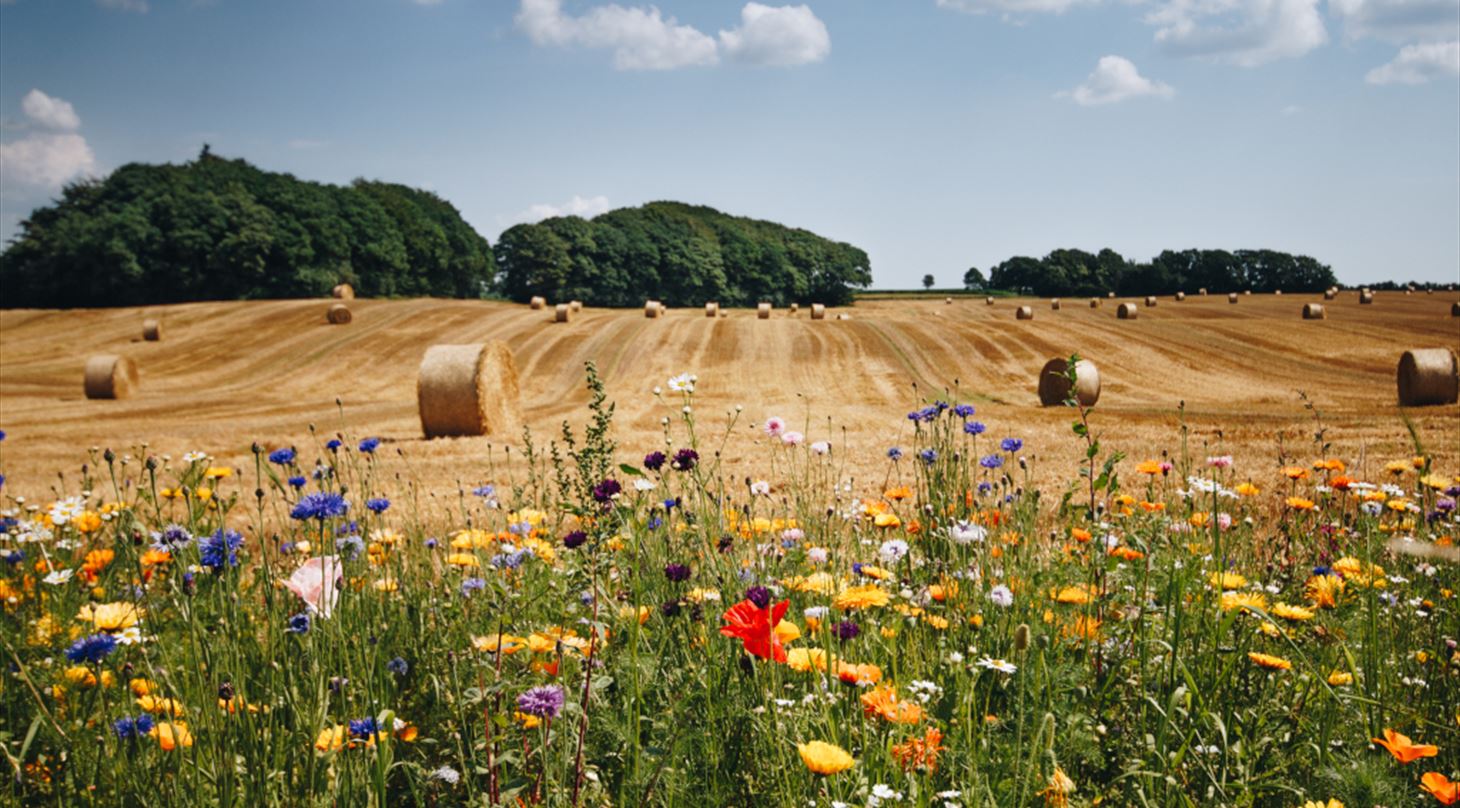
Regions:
[[315, 725, 347, 752], [835, 584, 890, 610], [77, 602, 143, 632], [1247, 651, 1292, 670], [137, 695, 186, 717], [1285, 497, 1316, 511], [1050, 585, 1094, 605], [1271, 603, 1315, 621], [472, 634, 527, 655], [774, 620, 801, 644], [1220, 591, 1269, 612], [1234, 482, 1261, 497], [797, 741, 854, 775], [1327, 671, 1353, 686], [446, 553, 480, 568], [785, 647, 828, 673], [783, 573, 836, 594], [1209, 572, 1248, 590], [873, 512, 902, 529], [1299, 800, 1344, 808]]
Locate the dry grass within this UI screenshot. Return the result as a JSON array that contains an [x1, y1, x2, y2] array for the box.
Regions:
[[2, 293, 1457, 493]]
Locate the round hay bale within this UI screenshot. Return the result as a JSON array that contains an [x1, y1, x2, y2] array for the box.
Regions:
[[142, 318, 163, 341], [1360, 291, 1374, 304], [1051, 298, 1061, 310], [1144, 296, 1157, 307], [554, 303, 572, 323], [1404, 289, 1413, 295], [985, 296, 995, 305], [1089, 298, 1100, 308], [1117, 303, 1138, 320], [1274, 289, 1283, 296], [1323, 289, 1336, 300], [705, 302, 719, 318], [811, 304, 826, 320], [789, 303, 799, 314], [84, 354, 138, 400], [1302, 303, 1326, 320], [1175, 291, 1186, 301], [836, 313, 852, 320], [1244, 290, 1252, 296], [327, 303, 352, 324], [1107, 292, 1116, 299], [945, 296, 953, 305], [1015, 306, 1034, 320], [418, 343, 520, 438], [529, 296, 546, 310], [1198, 288, 1208, 296], [757, 302, 771, 319], [1228, 293, 1239, 304], [570, 300, 583, 312], [1038, 357, 1100, 407], [1451, 301, 1459, 316], [1397, 348, 1459, 406], [645, 301, 661, 319], [331, 283, 354, 300]]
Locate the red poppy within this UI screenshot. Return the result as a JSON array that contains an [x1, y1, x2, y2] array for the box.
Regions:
[[719, 599, 790, 663]]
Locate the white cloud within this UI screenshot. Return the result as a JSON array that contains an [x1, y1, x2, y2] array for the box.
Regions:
[[936, 0, 1096, 17], [97, 0, 149, 12], [1145, 0, 1327, 66], [0, 133, 96, 187], [718, 3, 830, 66], [506, 195, 612, 228], [1, 90, 97, 188], [20, 89, 81, 131], [1058, 55, 1175, 105], [516, 0, 719, 70], [1329, 0, 1459, 43], [1366, 39, 1460, 83]]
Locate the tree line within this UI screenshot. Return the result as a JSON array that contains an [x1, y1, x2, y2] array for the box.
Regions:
[[963, 248, 1338, 296], [493, 202, 872, 307]]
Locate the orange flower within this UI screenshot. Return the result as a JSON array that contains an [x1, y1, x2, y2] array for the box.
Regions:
[[1313, 458, 1346, 472], [860, 686, 924, 724], [1138, 501, 1165, 512], [1070, 528, 1092, 543], [1283, 466, 1310, 480], [891, 727, 944, 772], [884, 486, 912, 501], [1421, 772, 1460, 805], [1371, 729, 1439, 763], [1109, 546, 1145, 561], [1247, 651, 1291, 670], [1330, 476, 1356, 491], [836, 661, 883, 685], [1285, 497, 1316, 511], [1136, 460, 1163, 475], [83, 549, 114, 574]]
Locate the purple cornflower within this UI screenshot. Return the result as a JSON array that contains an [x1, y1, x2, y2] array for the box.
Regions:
[[592, 479, 621, 503], [348, 717, 381, 740], [291, 492, 349, 521], [460, 577, 486, 596], [834, 620, 860, 641], [980, 454, 1004, 470], [387, 657, 409, 676], [517, 685, 565, 719], [563, 530, 588, 549], [150, 523, 193, 551], [200, 528, 243, 570], [1000, 438, 1024, 453], [643, 451, 667, 471], [664, 563, 691, 582], [365, 497, 390, 514], [66, 633, 117, 664], [919, 449, 938, 465], [473, 484, 496, 498], [964, 421, 986, 436], [671, 448, 699, 471], [745, 585, 772, 609], [954, 404, 975, 418], [287, 613, 311, 634], [268, 448, 296, 465], [887, 447, 903, 461], [358, 437, 381, 454]]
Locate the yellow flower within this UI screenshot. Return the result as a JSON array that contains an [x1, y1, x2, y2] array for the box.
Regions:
[[618, 605, 650, 625], [73, 512, 103, 534], [1220, 591, 1269, 612], [1384, 460, 1411, 475], [1209, 572, 1248, 590], [1050, 585, 1094, 605], [64, 666, 113, 688], [785, 647, 828, 673], [471, 634, 527, 655], [137, 695, 186, 717], [77, 602, 143, 632], [1327, 671, 1353, 686], [783, 573, 836, 594], [797, 741, 854, 775], [1306, 574, 1345, 608], [203, 466, 232, 479], [446, 553, 480, 569], [1271, 603, 1314, 621], [1038, 767, 1076, 807], [1420, 474, 1453, 490], [129, 678, 155, 697], [1247, 651, 1292, 670], [835, 584, 890, 610], [152, 721, 193, 750], [1285, 497, 1316, 511], [774, 620, 801, 644], [1299, 800, 1345, 808], [315, 725, 346, 752], [873, 512, 902, 529], [857, 565, 894, 581], [515, 711, 541, 729], [1234, 482, 1261, 497]]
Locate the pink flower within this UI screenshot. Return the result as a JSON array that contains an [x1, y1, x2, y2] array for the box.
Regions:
[[810, 441, 830, 455], [282, 556, 342, 618], [1207, 455, 1233, 469], [764, 416, 786, 437], [1217, 513, 1232, 530], [781, 431, 804, 446]]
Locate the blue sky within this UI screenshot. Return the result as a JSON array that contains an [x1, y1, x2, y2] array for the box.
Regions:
[[2, 0, 1457, 286]]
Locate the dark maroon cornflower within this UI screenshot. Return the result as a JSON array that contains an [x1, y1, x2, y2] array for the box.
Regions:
[[745, 585, 772, 609], [664, 563, 691, 582], [671, 448, 699, 472], [563, 530, 588, 549], [834, 620, 861, 641], [643, 451, 667, 471], [660, 599, 682, 618], [592, 479, 622, 503], [717, 535, 734, 553]]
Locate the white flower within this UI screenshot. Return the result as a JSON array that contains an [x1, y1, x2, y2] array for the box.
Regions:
[[947, 651, 964, 664], [429, 766, 461, 784], [804, 606, 829, 620], [807, 547, 828, 564], [878, 539, 909, 565], [46, 496, 86, 526], [764, 416, 786, 436], [114, 626, 145, 645], [810, 441, 830, 455], [633, 479, 656, 492], [182, 451, 208, 464], [43, 568, 75, 585], [937, 791, 962, 800], [1361, 501, 1383, 516], [988, 584, 1013, 608], [871, 783, 903, 801], [781, 431, 804, 446], [949, 521, 986, 544], [781, 528, 804, 542], [1382, 483, 1405, 497], [976, 656, 1017, 674], [750, 480, 771, 496], [667, 373, 694, 393]]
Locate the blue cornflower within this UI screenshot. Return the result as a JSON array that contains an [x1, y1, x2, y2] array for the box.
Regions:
[[365, 497, 390, 514], [325, 439, 342, 452], [516, 685, 565, 719], [358, 437, 381, 454], [135, 714, 154, 734], [287, 613, 311, 634], [335, 521, 359, 536], [2, 548, 23, 565], [887, 447, 903, 461], [0, 430, 6, 441], [348, 717, 380, 740], [287, 476, 306, 489], [150, 523, 193, 551], [979, 454, 1004, 470], [387, 657, 409, 676], [647, 517, 664, 530], [336, 535, 365, 561], [663, 497, 680, 511], [0, 474, 5, 490], [934, 400, 950, 412], [964, 421, 986, 436], [66, 633, 117, 664], [954, 404, 975, 418], [267, 448, 296, 465], [291, 492, 349, 521], [460, 577, 486, 596], [199, 528, 243, 570], [507, 521, 531, 536], [490, 549, 530, 569], [919, 449, 938, 465], [473, 484, 495, 498], [113, 716, 139, 739], [977, 481, 993, 494], [1001, 438, 1024, 453]]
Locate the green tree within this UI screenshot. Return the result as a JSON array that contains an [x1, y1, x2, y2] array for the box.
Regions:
[[922, 274, 935, 290]]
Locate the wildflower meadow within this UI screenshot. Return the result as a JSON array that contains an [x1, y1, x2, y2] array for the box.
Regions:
[[1, 361, 1456, 807]]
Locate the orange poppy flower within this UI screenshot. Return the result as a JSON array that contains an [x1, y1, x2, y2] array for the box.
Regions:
[[1421, 772, 1459, 805], [884, 486, 912, 501], [891, 728, 944, 773], [719, 598, 790, 663], [860, 686, 924, 724], [1371, 728, 1439, 763]]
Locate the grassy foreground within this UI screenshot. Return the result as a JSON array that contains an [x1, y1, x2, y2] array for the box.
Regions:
[[1, 362, 1456, 807]]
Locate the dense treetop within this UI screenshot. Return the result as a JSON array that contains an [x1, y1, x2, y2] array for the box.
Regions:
[[493, 202, 873, 307], [964, 248, 1338, 296], [0, 148, 495, 307]]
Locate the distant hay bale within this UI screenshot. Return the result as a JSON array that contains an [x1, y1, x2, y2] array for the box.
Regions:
[[530, 296, 546, 310], [570, 300, 583, 312], [811, 304, 826, 320], [757, 302, 771, 319], [836, 313, 852, 320], [1051, 298, 1061, 310], [945, 296, 953, 304], [1107, 292, 1116, 299], [1396, 348, 1459, 407], [985, 296, 995, 305], [142, 318, 162, 341], [645, 301, 661, 319], [1360, 291, 1374, 304], [1228, 293, 1239, 304], [1198, 288, 1208, 296], [705, 302, 719, 318], [327, 303, 352, 324], [84, 354, 138, 400], [1038, 357, 1100, 407], [1117, 303, 1138, 320], [1016, 306, 1033, 320], [1302, 303, 1326, 320], [554, 303, 572, 323], [417, 342, 520, 438], [1089, 298, 1100, 308], [1323, 289, 1336, 300], [1404, 289, 1413, 295], [1144, 296, 1157, 307], [1175, 291, 1186, 301], [1244, 290, 1252, 296], [1274, 289, 1283, 296], [331, 283, 354, 300], [789, 303, 799, 314]]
